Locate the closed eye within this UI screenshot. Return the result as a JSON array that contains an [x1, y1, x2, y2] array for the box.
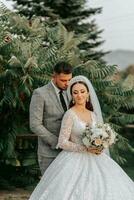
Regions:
[[73, 90, 86, 94]]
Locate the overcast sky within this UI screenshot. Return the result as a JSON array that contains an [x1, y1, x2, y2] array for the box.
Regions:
[[1, 0, 134, 51], [87, 0, 134, 51]]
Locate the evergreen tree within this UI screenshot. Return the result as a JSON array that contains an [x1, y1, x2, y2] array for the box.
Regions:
[[0, 3, 84, 188], [0, 4, 134, 188], [11, 0, 57, 19], [12, 0, 106, 62]]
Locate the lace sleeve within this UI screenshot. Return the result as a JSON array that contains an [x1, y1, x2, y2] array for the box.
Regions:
[[56, 111, 87, 153]]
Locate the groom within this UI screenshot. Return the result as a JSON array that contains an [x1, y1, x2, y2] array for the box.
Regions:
[[29, 61, 73, 175]]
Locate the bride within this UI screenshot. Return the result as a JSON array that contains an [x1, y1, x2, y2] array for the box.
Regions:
[[29, 75, 134, 200]]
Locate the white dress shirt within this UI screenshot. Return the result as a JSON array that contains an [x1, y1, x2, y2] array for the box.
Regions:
[[51, 80, 68, 108]]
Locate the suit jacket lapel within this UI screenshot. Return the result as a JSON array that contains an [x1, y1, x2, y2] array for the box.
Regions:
[[47, 82, 63, 112]]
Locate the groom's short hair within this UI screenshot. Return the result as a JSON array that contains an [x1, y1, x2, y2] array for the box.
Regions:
[[54, 61, 73, 74]]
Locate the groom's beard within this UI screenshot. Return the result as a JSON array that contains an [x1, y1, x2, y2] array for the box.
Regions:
[[56, 84, 68, 90], [58, 87, 67, 91], [52, 80, 67, 91]]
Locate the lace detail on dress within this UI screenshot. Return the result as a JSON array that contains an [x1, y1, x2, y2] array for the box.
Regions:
[[56, 110, 87, 153]]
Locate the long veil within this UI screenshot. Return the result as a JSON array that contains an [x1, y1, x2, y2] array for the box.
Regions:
[[67, 75, 110, 156]]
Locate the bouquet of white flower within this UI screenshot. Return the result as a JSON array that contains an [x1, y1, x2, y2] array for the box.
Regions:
[[82, 123, 117, 149]]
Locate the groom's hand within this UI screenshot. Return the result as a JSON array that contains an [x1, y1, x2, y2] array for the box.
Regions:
[[50, 137, 58, 149]]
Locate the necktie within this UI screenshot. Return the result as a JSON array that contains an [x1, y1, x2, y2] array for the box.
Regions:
[[59, 90, 67, 112]]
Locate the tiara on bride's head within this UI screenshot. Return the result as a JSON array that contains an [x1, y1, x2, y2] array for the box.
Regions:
[[67, 75, 91, 99]]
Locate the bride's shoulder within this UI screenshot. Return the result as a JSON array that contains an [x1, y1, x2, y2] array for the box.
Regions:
[[65, 108, 74, 115], [62, 109, 75, 123], [64, 109, 75, 118]]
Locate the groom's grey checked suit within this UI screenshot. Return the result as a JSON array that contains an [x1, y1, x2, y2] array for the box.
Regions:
[[30, 81, 68, 174]]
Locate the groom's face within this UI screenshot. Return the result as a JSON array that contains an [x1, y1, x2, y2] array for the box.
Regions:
[[53, 73, 72, 90]]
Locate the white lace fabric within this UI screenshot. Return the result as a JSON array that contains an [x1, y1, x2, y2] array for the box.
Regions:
[[56, 110, 87, 153], [29, 109, 134, 200]]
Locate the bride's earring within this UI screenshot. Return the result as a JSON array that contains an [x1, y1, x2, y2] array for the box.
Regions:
[[72, 99, 75, 104], [86, 96, 89, 102]]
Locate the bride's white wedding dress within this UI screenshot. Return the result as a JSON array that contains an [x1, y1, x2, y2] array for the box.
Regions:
[[29, 109, 134, 200]]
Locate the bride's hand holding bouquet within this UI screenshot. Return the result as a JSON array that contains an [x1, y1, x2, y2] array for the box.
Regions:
[[82, 123, 117, 155]]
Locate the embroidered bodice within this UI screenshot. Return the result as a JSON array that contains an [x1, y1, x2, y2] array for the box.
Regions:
[[57, 109, 96, 153]]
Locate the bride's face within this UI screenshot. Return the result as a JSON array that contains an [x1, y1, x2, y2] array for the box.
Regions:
[[72, 83, 89, 106]]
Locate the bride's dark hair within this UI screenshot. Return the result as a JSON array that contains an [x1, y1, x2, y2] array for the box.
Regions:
[[69, 81, 93, 111]]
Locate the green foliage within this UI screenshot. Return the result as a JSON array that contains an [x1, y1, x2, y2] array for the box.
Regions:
[[0, 5, 84, 187], [0, 5, 134, 188], [12, 0, 106, 62], [73, 60, 134, 163]]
